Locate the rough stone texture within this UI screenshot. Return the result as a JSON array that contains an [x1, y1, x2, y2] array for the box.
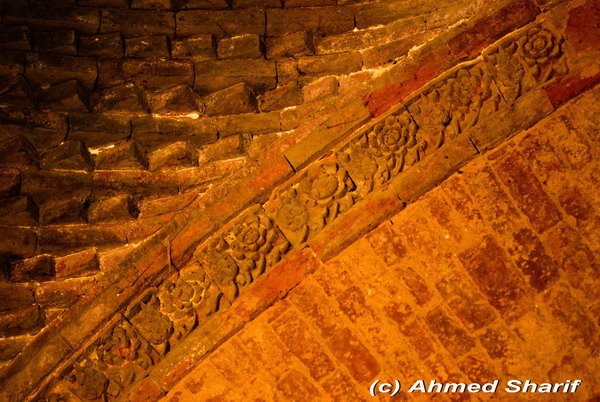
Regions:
[[0, 1, 599, 401], [163, 82, 600, 401]]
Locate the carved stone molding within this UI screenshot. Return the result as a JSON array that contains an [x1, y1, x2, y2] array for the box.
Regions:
[[39, 18, 575, 402]]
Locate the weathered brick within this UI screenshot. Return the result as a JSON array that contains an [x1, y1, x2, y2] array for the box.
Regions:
[[180, 0, 229, 8], [38, 198, 87, 225], [0, 169, 20, 199], [54, 248, 99, 279], [364, 223, 407, 266], [257, 82, 302, 112], [424, 189, 467, 244], [198, 135, 244, 164], [0, 304, 44, 337], [436, 269, 497, 331], [217, 111, 281, 137], [120, 378, 165, 402], [233, 0, 281, 7], [0, 227, 37, 259], [171, 34, 215, 60], [391, 134, 478, 203], [79, 32, 123, 58], [131, 0, 177, 9], [519, 129, 567, 184], [100, 9, 175, 37], [276, 369, 322, 401], [98, 59, 194, 91], [88, 195, 138, 223], [426, 307, 475, 358], [93, 141, 148, 170], [458, 355, 498, 383], [362, 33, 431, 68], [283, 97, 370, 170], [3, 3, 99, 34], [288, 278, 344, 338], [297, 52, 362, 77], [228, 248, 318, 322], [10, 255, 54, 282], [164, 361, 233, 400], [69, 112, 131, 147], [126, 35, 170, 58], [544, 284, 597, 347], [39, 80, 88, 113], [266, 31, 313, 59], [328, 327, 380, 383], [565, 0, 600, 54], [131, 116, 217, 148], [267, 7, 354, 36], [0, 336, 30, 363], [447, 0, 539, 59], [218, 34, 263, 59], [35, 279, 92, 309], [547, 117, 594, 172], [194, 59, 277, 94], [458, 235, 533, 320], [491, 148, 561, 233], [0, 136, 38, 168], [25, 54, 97, 92], [0, 25, 30, 51], [0, 283, 34, 313], [302, 75, 338, 103], [353, 0, 436, 28], [90, 83, 149, 113], [270, 305, 336, 381], [543, 223, 599, 293], [309, 187, 403, 261], [79, 0, 128, 6], [148, 141, 198, 171], [462, 164, 523, 234], [208, 338, 259, 387], [31, 29, 76, 54], [386, 310, 436, 360], [203, 83, 257, 116], [169, 210, 215, 266], [148, 84, 201, 115], [237, 318, 297, 380], [321, 370, 365, 401], [176, 9, 264, 38], [507, 227, 560, 291], [0, 196, 38, 226]]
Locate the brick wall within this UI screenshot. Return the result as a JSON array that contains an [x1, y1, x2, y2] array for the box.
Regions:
[[0, 0, 598, 400], [162, 84, 600, 401]]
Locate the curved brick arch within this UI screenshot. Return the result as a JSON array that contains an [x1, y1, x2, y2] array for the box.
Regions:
[[0, 0, 599, 400]]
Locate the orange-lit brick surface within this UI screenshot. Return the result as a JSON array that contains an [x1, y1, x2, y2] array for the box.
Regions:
[[163, 87, 600, 401]]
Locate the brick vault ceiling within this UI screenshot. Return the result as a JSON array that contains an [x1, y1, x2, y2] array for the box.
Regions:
[[0, 0, 599, 400]]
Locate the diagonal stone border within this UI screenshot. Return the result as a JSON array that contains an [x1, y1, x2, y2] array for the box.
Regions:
[[2, 1, 599, 400]]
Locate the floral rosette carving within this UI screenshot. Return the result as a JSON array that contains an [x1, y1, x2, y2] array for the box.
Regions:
[[199, 238, 241, 303], [66, 362, 108, 401], [518, 26, 563, 68], [485, 23, 567, 104], [67, 322, 156, 400], [224, 206, 290, 284], [128, 291, 173, 356], [270, 162, 358, 245], [338, 112, 426, 193], [277, 193, 310, 235], [436, 65, 500, 137], [159, 266, 222, 345], [408, 90, 450, 150]]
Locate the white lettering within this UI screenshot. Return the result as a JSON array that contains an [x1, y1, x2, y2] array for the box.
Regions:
[[407, 380, 427, 393], [505, 380, 523, 393]]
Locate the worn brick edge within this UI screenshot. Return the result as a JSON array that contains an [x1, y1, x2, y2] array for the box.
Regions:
[[4, 0, 597, 399]]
